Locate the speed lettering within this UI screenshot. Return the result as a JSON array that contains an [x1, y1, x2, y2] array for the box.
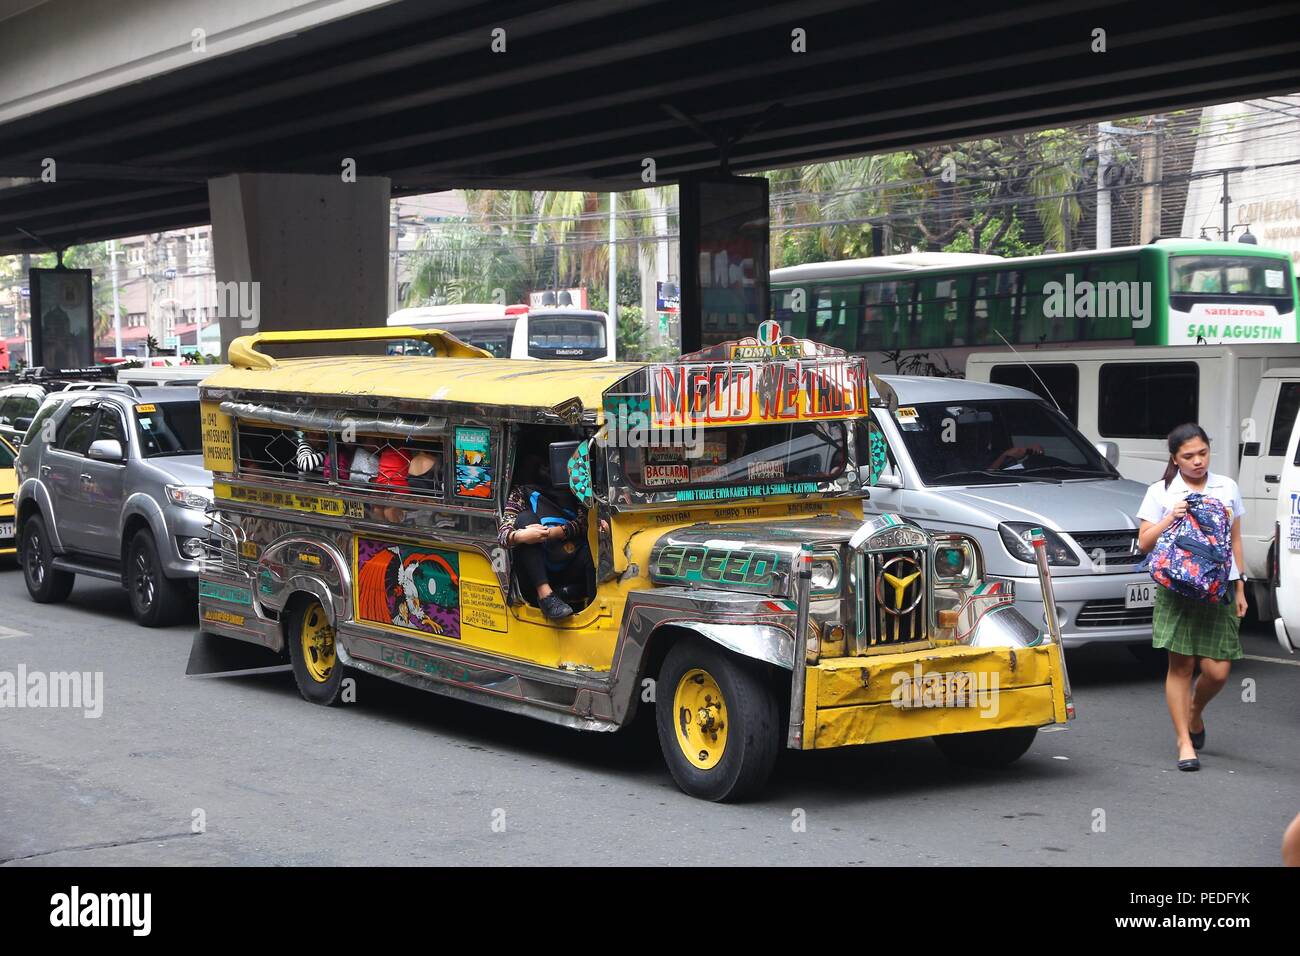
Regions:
[[653, 545, 779, 588]]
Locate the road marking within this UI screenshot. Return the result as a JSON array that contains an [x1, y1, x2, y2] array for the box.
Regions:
[[1243, 654, 1300, 667], [0, 625, 28, 640]]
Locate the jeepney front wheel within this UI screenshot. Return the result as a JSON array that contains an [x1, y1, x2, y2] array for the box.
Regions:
[[932, 726, 1037, 768], [287, 596, 345, 706], [656, 639, 780, 802]]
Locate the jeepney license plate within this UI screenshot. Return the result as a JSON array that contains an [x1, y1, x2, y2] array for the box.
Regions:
[[0, 521, 13, 540], [894, 671, 979, 708], [1126, 582, 1155, 609]]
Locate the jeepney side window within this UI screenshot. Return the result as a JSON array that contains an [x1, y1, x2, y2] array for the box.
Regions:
[[235, 421, 331, 483], [335, 433, 446, 498]]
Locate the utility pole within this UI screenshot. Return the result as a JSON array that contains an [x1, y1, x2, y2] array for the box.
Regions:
[[109, 239, 122, 358], [1139, 118, 1165, 244], [1221, 169, 1232, 243], [1096, 125, 1113, 250], [608, 192, 618, 344]]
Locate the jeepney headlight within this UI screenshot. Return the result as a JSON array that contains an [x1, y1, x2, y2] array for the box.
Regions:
[[932, 534, 981, 586], [166, 484, 213, 510], [810, 556, 839, 594]]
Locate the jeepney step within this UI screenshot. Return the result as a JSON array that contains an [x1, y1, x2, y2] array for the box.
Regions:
[[186, 630, 291, 678]]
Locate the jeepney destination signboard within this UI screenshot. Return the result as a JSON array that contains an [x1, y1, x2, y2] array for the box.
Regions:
[[646, 355, 869, 428]]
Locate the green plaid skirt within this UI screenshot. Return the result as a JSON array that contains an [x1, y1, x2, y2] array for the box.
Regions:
[[1151, 586, 1243, 660]]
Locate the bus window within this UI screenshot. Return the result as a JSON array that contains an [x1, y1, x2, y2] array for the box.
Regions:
[[1085, 257, 1142, 339], [773, 287, 808, 337], [527, 312, 607, 360], [916, 275, 970, 347], [1020, 266, 1075, 344], [989, 363, 1080, 424], [811, 285, 859, 351], [858, 282, 885, 351], [878, 280, 916, 350], [1170, 255, 1295, 313], [972, 271, 1019, 345], [1097, 362, 1198, 439]]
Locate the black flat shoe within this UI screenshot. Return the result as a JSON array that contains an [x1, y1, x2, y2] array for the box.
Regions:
[[1177, 757, 1200, 772], [1190, 725, 1206, 750]]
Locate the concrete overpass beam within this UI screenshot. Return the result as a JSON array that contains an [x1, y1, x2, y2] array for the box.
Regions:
[[208, 172, 390, 359]]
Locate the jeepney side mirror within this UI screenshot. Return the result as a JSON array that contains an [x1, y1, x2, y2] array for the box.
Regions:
[[1093, 441, 1120, 468], [549, 440, 582, 489]]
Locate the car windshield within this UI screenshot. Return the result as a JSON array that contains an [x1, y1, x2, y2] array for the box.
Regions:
[[135, 401, 203, 457], [893, 399, 1115, 485], [621, 421, 848, 496]]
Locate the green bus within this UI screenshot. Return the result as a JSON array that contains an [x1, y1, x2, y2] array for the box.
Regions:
[[767, 240, 1298, 368]]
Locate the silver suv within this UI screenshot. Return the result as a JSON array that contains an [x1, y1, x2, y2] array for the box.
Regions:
[[13, 385, 211, 626]]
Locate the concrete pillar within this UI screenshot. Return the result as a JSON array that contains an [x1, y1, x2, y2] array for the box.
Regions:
[[208, 172, 391, 359]]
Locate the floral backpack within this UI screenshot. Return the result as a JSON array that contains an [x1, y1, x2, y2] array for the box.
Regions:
[[1139, 492, 1233, 604]]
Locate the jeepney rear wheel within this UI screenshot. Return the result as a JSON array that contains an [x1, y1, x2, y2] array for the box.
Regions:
[[932, 726, 1038, 768], [287, 597, 345, 705], [656, 639, 779, 802]]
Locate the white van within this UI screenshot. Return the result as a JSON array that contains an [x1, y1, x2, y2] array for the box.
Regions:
[[966, 344, 1300, 615], [1275, 412, 1300, 653]]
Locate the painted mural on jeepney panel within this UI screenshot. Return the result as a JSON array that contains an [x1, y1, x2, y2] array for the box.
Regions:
[[355, 537, 462, 638]]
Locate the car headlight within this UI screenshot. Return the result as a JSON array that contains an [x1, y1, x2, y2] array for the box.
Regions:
[[932, 535, 979, 585], [998, 522, 1079, 566], [166, 484, 213, 510], [810, 556, 839, 594]]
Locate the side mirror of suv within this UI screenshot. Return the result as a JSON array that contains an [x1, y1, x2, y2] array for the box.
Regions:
[[87, 438, 125, 462], [1094, 441, 1119, 468]]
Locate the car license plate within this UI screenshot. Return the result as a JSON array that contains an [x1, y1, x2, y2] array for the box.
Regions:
[[1125, 582, 1155, 609], [0, 521, 13, 540], [894, 671, 979, 708]]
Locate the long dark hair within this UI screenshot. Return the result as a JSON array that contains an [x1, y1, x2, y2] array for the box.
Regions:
[[1162, 422, 1211, 488]]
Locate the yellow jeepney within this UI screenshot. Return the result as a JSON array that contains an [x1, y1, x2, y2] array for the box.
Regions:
[[194, 324, 1073, 801]]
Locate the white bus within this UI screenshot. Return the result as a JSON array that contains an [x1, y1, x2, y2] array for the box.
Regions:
[[386, 303, 616, 361]]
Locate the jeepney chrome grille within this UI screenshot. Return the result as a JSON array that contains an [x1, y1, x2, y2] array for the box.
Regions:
[[200, 509, 247, 576], [859, 548, 928, 651]]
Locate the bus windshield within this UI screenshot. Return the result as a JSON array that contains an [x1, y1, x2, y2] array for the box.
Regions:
[[893, 399, 1115, 486], [1170, 255, 1294, 304], [528, 313, 607, 359], [621, 421, 848, 494]]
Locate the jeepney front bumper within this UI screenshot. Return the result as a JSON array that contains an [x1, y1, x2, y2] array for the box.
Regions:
[[796, 641, 1071, 750]]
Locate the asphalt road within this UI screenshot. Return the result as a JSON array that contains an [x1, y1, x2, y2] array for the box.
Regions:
[[2, 564, 1297, 866]]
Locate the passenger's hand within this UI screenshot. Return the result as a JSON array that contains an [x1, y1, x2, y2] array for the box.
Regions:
[[1236, 588, 1249, 619], [1169, 499, 1189, 522], [514, 525, 548, 545]]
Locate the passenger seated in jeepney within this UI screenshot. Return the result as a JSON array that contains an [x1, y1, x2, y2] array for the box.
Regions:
[[498, 449, 591, 620]]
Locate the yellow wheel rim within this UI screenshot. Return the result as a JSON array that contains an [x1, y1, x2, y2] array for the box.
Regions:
[[300, 603, 336, 683], [672, 668, 728, 770]]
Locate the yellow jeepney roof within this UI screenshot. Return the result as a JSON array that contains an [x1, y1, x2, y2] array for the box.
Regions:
[[203, 353, 646, 416]]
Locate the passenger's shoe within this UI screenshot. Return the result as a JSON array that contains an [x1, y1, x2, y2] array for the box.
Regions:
[[1177, 757, 1201, 772], [540, 594, 575, 620], [1189, 724, 1206, 750]]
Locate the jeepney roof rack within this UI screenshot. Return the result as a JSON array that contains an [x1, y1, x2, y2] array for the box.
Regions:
[[227, 326, 493, 370]]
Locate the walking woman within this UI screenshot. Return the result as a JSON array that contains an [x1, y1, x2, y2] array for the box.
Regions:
[[1136, 423, 1248, 771]]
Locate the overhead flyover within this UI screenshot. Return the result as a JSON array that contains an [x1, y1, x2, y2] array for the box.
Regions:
[[1, 0, 1299, 255]]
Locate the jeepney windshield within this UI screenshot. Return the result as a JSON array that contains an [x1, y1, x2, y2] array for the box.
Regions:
[[619, 421, 848, 494]]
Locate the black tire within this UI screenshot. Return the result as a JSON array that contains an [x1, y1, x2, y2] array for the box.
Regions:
[[286, 597, 345, 705], [655, 638, 780, 802], [1128, 642, 1169, 675], [20, 514, 74, 603], [126, 530, 192, 627], [933, 726, 1038, 768]]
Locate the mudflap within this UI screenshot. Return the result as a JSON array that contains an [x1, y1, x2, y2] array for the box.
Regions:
[[185, 630, 291, 678]]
